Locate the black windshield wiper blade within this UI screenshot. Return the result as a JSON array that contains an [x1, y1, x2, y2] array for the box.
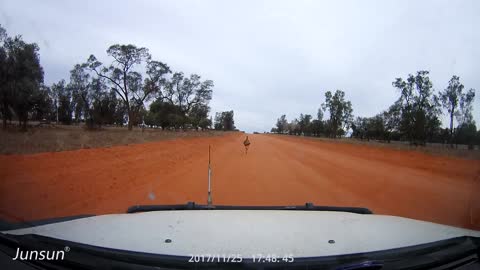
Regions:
[[127, 202, 373, 214]]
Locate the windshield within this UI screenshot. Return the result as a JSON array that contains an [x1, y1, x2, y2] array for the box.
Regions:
[[0, 0, 479, 269]]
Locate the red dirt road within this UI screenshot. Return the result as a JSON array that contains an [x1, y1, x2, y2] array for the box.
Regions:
[[1, 133, 479, 229]]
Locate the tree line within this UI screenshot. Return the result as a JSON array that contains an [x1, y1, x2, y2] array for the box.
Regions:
[[272, 71, 478, 148], [0, 25, 236, 131]]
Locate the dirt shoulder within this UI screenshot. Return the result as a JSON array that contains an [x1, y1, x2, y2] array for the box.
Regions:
[[267, 134, 480, 160], [0, 125, 231, 155]]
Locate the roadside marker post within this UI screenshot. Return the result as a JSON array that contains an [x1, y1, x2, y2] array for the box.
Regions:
[[207, 145, 212, 206]]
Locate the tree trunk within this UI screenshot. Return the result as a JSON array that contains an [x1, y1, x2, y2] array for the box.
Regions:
[[20, 118, 27, 132], [127, 110, 133, 131], [2, 99, 7, 129], [449, 112, 454, 147], [55, 100, 59, 124]]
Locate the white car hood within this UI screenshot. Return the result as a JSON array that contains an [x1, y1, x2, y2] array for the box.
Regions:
[[3, 210, 480, 257]]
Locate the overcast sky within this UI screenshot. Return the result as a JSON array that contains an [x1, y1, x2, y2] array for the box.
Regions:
[[1, 0, 478, 132]]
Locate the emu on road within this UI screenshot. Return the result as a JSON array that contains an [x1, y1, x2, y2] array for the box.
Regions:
[[243, 136, 251, 154]]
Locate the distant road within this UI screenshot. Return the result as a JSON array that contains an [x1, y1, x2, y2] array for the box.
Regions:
[[1, 133, 479, 229]]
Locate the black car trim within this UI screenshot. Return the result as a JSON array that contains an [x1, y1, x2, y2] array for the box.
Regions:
[[127, 202, 373, 214]]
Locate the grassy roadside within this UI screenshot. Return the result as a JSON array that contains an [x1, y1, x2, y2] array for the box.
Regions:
[[266, 133, 480, 160], [0, 125, 229, 155]]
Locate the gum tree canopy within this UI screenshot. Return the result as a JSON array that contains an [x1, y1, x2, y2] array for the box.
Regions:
[[87, 44, 171, 130]]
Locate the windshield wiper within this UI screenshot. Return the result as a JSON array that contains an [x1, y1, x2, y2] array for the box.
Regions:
[[127, 202, 373, 214]]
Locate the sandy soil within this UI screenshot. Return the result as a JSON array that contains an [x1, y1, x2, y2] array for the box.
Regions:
[[0, 133, 479, 230]]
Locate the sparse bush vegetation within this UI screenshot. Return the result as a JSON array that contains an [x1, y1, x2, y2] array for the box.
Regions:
[[0, 24, 226, 133], [271, 71, 477, 149]]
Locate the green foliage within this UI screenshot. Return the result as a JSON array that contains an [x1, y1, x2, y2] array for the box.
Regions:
[[145, 99, 184, 129], [275, 114, 288, 133], [31, 85, 55, 121], [163, 73, 213, 113], [89, 91, 122, 127], [274, 110, 325, 137], [457, 88, 475, 126], [298, 114, 313, 136], [86, 44, 168, 130], [69, 64, 93, 123], [477, 130, 480, 146], [392, 71, 441, 144], [54, 80, 73, 125], [189, 103, 210, 130], [214, 111, 235, 131], [310, 119, 324, 137], [440, 75, 463, 135], [1, 31, 44, 130], [272, 104, 328, 137], [198, 117, 212, 130], [0, 25, 217, 132], [159, 72, 214, 130], [455, 122, 477, 149], [0, 25, 8, 127], [322, 90, 353, 138], [271, 71, 476, 148], [439, 75, 476, 144], [86, 43, 215, 131]]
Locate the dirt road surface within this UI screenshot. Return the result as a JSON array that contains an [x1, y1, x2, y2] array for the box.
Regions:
[[1, 133, 479, 229]]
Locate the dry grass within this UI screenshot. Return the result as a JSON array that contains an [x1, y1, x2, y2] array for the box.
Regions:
[[0, 124, 228, 155], [269, 134, 480, 160]]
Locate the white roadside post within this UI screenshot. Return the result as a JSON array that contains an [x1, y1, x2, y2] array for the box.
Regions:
[[207, 145, 212, 205]]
